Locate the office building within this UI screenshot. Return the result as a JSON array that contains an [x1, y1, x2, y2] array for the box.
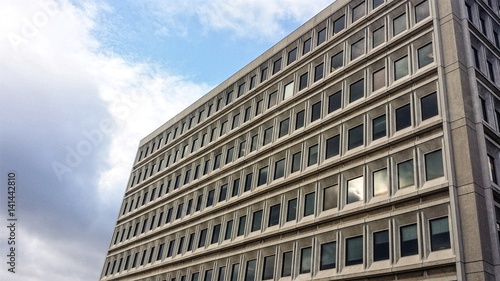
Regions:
[[101, 0, 500, 280]]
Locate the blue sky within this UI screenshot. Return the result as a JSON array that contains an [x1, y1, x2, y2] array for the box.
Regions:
[[0, 1, 333, 280]]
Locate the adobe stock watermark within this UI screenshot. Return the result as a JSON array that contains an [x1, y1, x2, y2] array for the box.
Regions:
[[7, 1, 59, 52]]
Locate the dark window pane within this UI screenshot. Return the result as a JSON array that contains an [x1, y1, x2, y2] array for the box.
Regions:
[[263, 127, 273, 146], [351, 38, 365, 60], [333, 15, 345, 34], [489, 155, 498, 184], [195, 195, 203, 212], [268, 204, 281, 227], [421, 92, 438, 120], [372, 68, 385, 91], [317, 28, 327, 45], [268, 92, 277, 108], [218, 267, 226, 281], [394, 56, 409, 80], [481, 98, 488, 122], [348, 124, 364, 150], [299, 73, 308, 90], [206, 189, 215, 207], [320, 241, 336, 270], [204, 269, 213, 281], [415, 0, 430, 23], [308, 144, 318, 166], [400, 224, 418, 256], [328, 91, 342, 113], [393, 13, 407, 35], [396, 104, 411, 131], [198, 229, 207, 248], [237, 216, 246, 236], [230, 264, 239, 281], [250, 135, 258, 151], [417, 43, 433, 68], [295, 110, 305, 129], [244, 173, 253, 192], [311, 101, 321, 122], [226, 148, 234, 164], [211, 224, 221, 244], [238, 83, 245, 97], [323, 185, 338, 210], [372, 114, 386, 140], [250, 75, 256, 89], [251, 210, 262, 232], [349, 79, 364, 103], [373, 26, 385, 47], [373, 0, 384, 9], [303, 38, 311, 54], [279, 118, 289, 138], [232, 178, 240, 197], [224, 220, 233, 240], [331, 51, 344, 71], [273, 58, 282, 74], [274, 159, 285, 179], [352, 2, 365, 22], [281, 252, 293, 277], [326, 135, 340, 158], [288, 48, 297, 65], [287, 198, 297, 222], [300, 247, 312, 273], [398, 159, 414, 188], [245, 260, 256, 281], [219, 184, 227, 202], [291, 152, 301, 173], [373, 230, 390, 261], [192, 273, 199, 281], [314, 63, 324, 82], [425, 149, 444, 181], [258, 166, 268, 186], [430, 217, 451, 251], [262, 255, 275, 280], [347, 176, 363, 204], [261, 68, 268, 82], [304, 192, 315, 217], [346, 236, 363, 265]]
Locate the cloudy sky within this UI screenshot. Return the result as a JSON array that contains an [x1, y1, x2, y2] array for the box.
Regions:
[[0, 0, 333, 280]]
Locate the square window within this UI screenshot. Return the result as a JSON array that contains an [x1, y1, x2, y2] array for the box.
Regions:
[[317, 28, 327, 45], [311, 101, 321, 122], [279, 118, 290, 138], [372, 68, 385, 91], [283, 81, 294, 100], [373, 26, 385, 48], [394, 56, 409, 80], [421, 92, 438, 120], [373, 168, 389, 196], [398, 159, 414, 188], [299, 72, 308, 90], [268, 204, 281, 227], [303, 38, 312, 54], [245, 260, 256, 281], [304, 192, 315, 217], [347, 176, 364, 204], [372, 114, 386, 140], [244, 173, 253, 192], [418, 43, 434, 68], [274, 159, 285, 180], [295, 110, 305, 129], [415, 0, 430, 22], [333, 15, 345, 34], [425, 149, 444, 181], [352, 2, 365, 23], [258, 166, 268, 186], [323, 185, 338, 210], [320, 241, 336, 270], [263, 127, 273, 146], [430, 217, 451, 251], [224, 220, 233, 240], [308, 144, 318, 166], [288, 48, 297, 65], [396, 104, 411, 131], [348, 124, 364, 150], [287, 198, 297, 222], [373, 0, 384, 9], [328, 90, 342, 113], [268, 91, 277, 108], [326, 135, 340, 158], [237, 216, 246, 236], [314, 63, 324, 82], [400, 224, 418, 256], [331, 51, 344, 71], [393, 13, 407, 36], [273, 58, 282, 74], [281, 252, 293, 277], [346, 236, 363, 265], [349, 79, 364, 103], [291, 152, 301, 173], [262, 255, 275, 280], [351, 38, 365, 60], [300, 247, 312, 273], [373, 230, 389, 261], [251, 210, 262, 232]]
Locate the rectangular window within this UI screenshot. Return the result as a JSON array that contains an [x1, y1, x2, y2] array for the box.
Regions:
[[481, 98, 488, 122], [323, 185, 338, 210], [346, 236, 363, 265], [263, 127, 273, 146], [314, 63, 324, 82], [238, 83, 245, 97], [299, 73, 308, 90], [204, 269, 213, 281], [311, 101, 321, 122], [237, 216, 246, 236], [287, 48, 297, 65], [261, 68, 268, 82], [232, 114, 240, 129], [198, 228, 207, 248], [308, 144, 318, 166], [262, 255, 275, 280], [167, 240, 175, 257], [232, 178, 240, 197], [192, 273, 200, 281], [317, 28, 327, 45], [244, 173, 253, 192], [230, 264, 239, 281], [300, 247, 312, 273], [331, 51, 344, 71], [415, 0, 430, 22], [480, 17, 487, 34], [177, 236, 185, 254], [325, 135, 340, 159], [217, 98, 224, 111], [421, 92, 438, 120], [372, 114, 386, 140], [430, 217, 451, 251], [219, 184, 228, 202], [396, 104, 411, 131], [347, 176, 364, 204], [291, 152, 301, 173], [348, 124, 364, 150], [268, 91, 277, 108], [333, 15, 345, 34], [465, 3, 472, 21], [251, 210, 262, 232], [225, 220, 233, 240], [303, 38, 312, 54], [226, 147, 234, 164], [373, 0, 384, 9], [258, 166, 268, 186], [488, 61, 495, 82], [349, 79, 364, 103], [279, 118, 289, 138], [373, 26, 385, 48], [320, 241, 336, 270], [244, 107, 251, 122], [211, 224, 221, 244], [489, 155, 498, 184], [393, 13, 407, 35], [281, 251, 293, 277], [398, 159, 414, 188], [195, 194, 203, 212], [351, 38, 365, 60], [250, 135, 258, 152], [373, 168, 389, 196], [268, 204, 280, 227], [176, 203, 184, 219], [373, 230, 390, 261], [417, 43, 434, 68], [273, 58, 282, 74], [287, 198, 297, 222], [227, 91, 234, 103], [472, 47, 480, 69], [187, 233, 195, 251], [245, 260, 256, 281], [255, 99, 263, 116], [352, 2, 365, 22], [250, 75, 256, 89], [328, 91, 342, 113], [238, 141, 246, 158], [214, 154, 221, 170], [394, 56, 409, 80], [425, 149, 444, 181], [295, 110, 305, 129], [274, 159, 285, 179], [400, 224, 418, 256], [304, 192, 315, 217], [372, 68, 385, 91], [283, 81, 294, 100], [206, 189, 215, 207]]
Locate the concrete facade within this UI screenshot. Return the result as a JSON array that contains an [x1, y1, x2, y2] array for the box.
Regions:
[[101, 0, 500, 280]]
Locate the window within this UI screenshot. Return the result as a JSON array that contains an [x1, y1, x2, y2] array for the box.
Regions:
[[273, 58, 282, 74], [295, 110, 305, 129], [303, 38, 311, 54], [192, 272, 200, 281], [308, 144, 318, 166], [211, 224, 221, 244], [226, 147, 234, 164], [217, 98, 224, 111], [238, 83, 245, 97], [281, 252, 293, 277], [262, 255, 275, 280], [430, 217, 451, 251], [299, 73, 308, 90], [480, 16, 487, 34], [316, 28, 326, 46], [488, 61, 495, 82], [176, 203, 184, 219], [311, 101, 321, 122], [346, 236, 363, 265], [196, 194, 203, 212], [472, 47, 480, 69], [245, 260, 256, 281], [288, 48, 297, 65], [232, 114, 240, 129], [314, 63, 324, 82], [279, 118, 289, 138], [187, 233, 195, 251], [263, 127, 273, 146], [304, 192, 315, 217], [219, 184, 228, 202], [250, 135, 258, 152], [352, 2, 365, 22], [396, 104, 411, 131], [274, 159, 285, 179], [465, 3, 472, 21], [287, 198, 297, 222], [489, 155, 498, 184], [393, 13, 407, 36], [258, 166, 268, 186], [400, 224, 418, 256], [323, 185, 338, 210], [371, 26, 385, 49], [421, 92, 438, 120], [227, 91, 234, 104], [238, 141, 246, 158], [417, 43, 434, 69], [425, 149, 444, 181], [250, 75, 256, 89], [394, 56, 409, 80], [244, 107, 251, 122], [251, 210, 262, 232], [206, 189, 215, 207], [232, 178, 240, 197], [372, 114, 386, 140], [373, 230, 389, 261], [184, 170, 191, 185], [177, 236, 185, 254], [198, 228, 207, 248], [268, 204, 280, 227], [415, 0, 430, 22], [372, 68, 385, 91], [225, 220, 233, 240], [204, 269, 213, 281], [331, 51, 344, 71], [283, 81, 294, 100], [300, 247, 312, 274], [214, 154, 222, 170], [261, 67, 268, 82], [398, 159, 414, 188], [348, 124, 364, 150], [373, 0, 384, 9], [326, 135, 340, 158], [349, 79, 364, 103], [268, 91, 277, 108], [351, 38, 365, 60], [230, 264, 239, 281], [347, 176, 364, 204], [328, 91, 342, 113], [333, 15, 345, 34], [291, 152, 301, 173], [237, 216, 246, 236], [320, 241, 336, 270], [244, 173, 253, 192], [373, 168, 389, 196], [167, 240, 175, 257], [481, 98, 488, 122]]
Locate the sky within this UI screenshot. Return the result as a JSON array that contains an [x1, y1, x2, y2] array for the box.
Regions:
[[0, 0, 333, 280]]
